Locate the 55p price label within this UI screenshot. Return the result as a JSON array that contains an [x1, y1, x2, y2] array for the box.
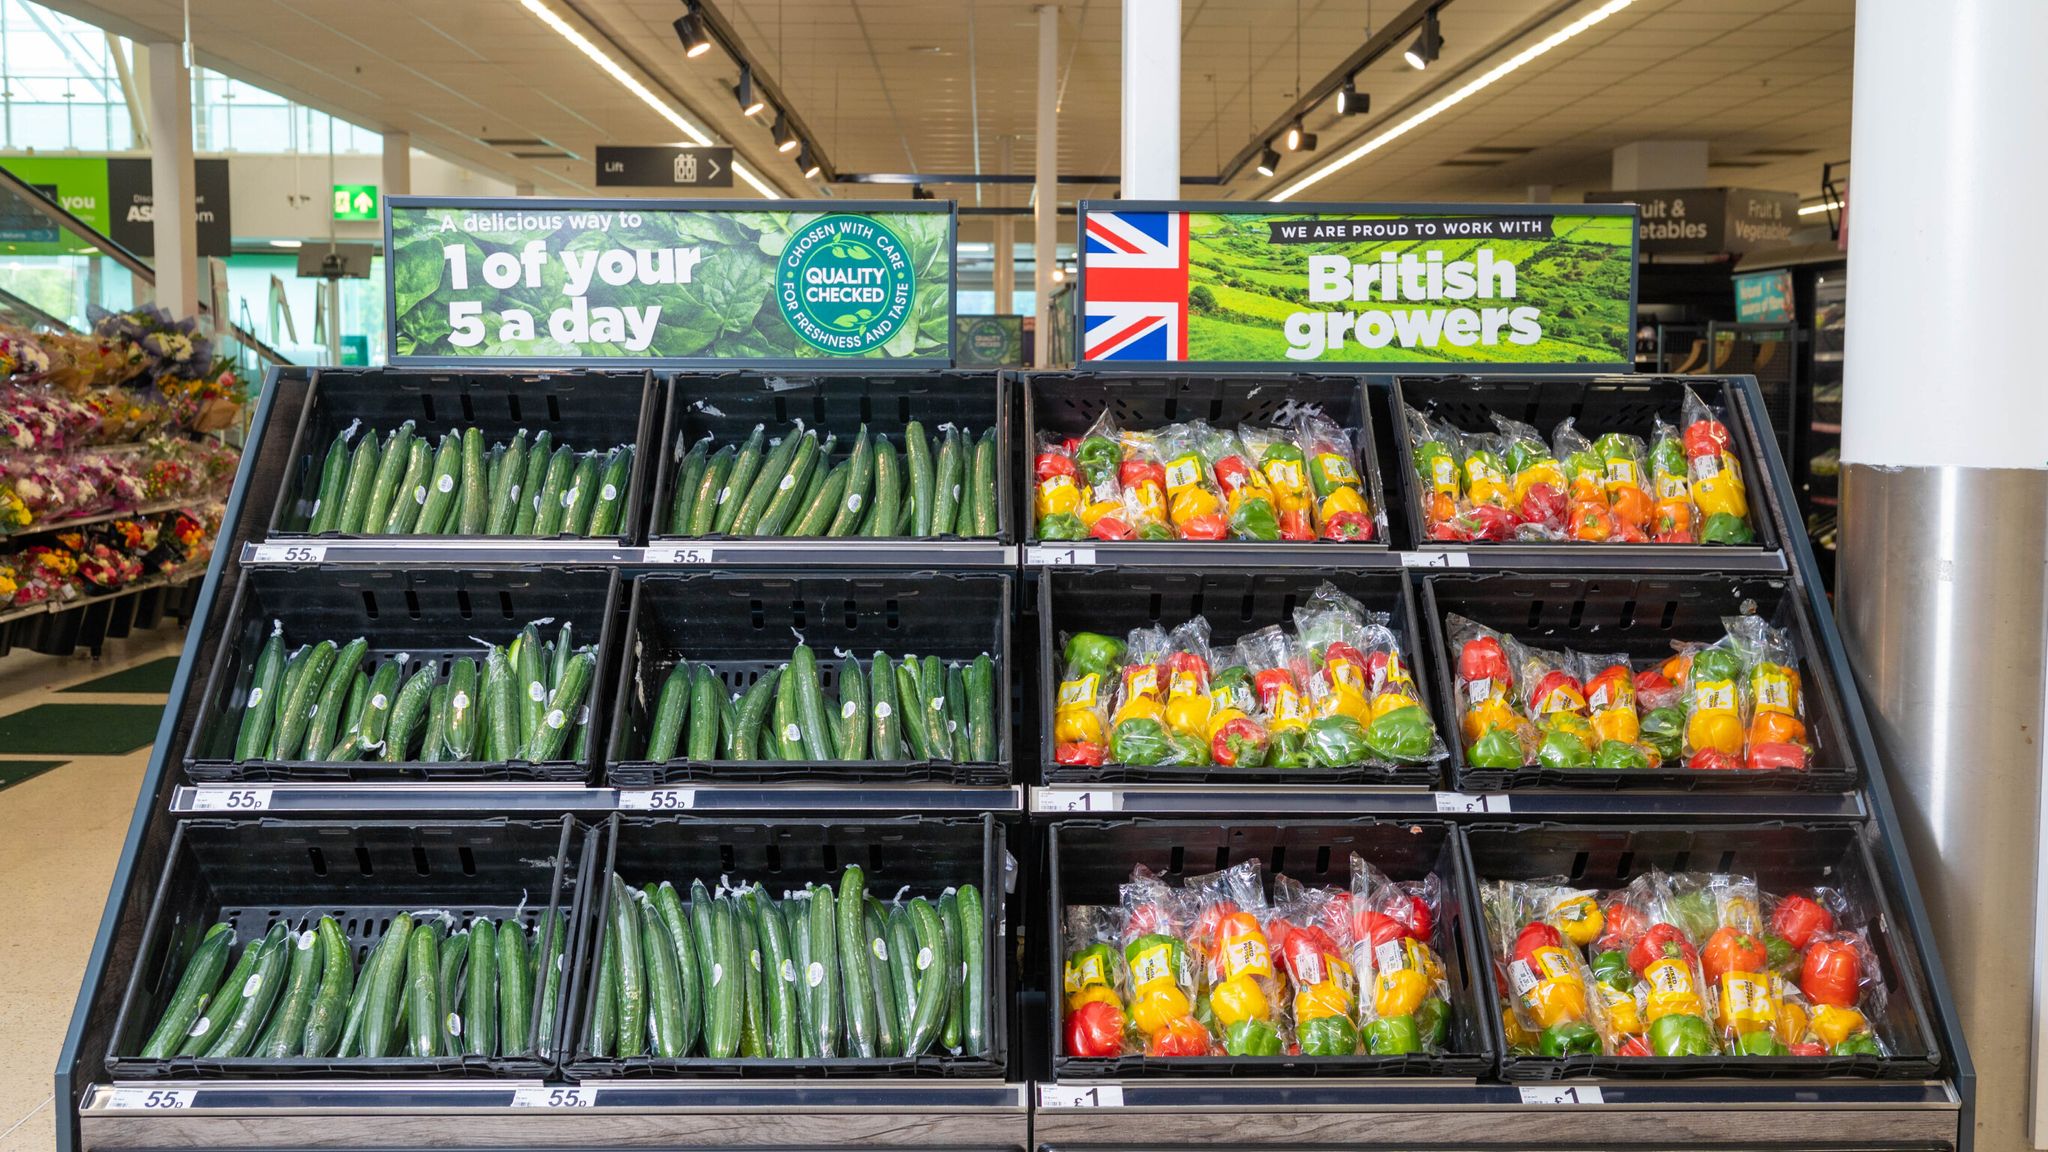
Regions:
[[106, 1088, 195, 1110], [512, 1086, 597, 1109], [190, 788, 273, 812], [617, 788, 696, 810]]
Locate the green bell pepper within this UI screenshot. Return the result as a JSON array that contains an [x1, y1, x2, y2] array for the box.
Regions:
[[1364, 1014, 1422, 1056], [1692, 647, 1742, 684], [1229, 495, 1282, 541], [1269, 729, 1311, 769], [1667, 889, 1718, 943], [1306, 715, 1373, 768], [1040, 511, 1087, 540], [1593, 739, 1650, 770], [1648, 1013, 1715, 1056], [1164, 728, 1209, 766], [1063, 632, 1125, 677], [1503, 439, 1547, 477], [1536, 728, 1593, 769], [1538, 1021, 1601, 1057], [1702, 511, 1754, 545], [1109, 718, 1171, 766], [1832, 1034, 1882, 1057], [1592, 950, 1633, 992], [1763, 934, 1797, 971], [1640, 705, 1684, 762], [1593, 432, 1637, 464], [1364, 706, 1436, 764], [1414, 439, 1455, 484], [1210, 665, 1256, 713], [1737, 1029, 1787, 1056], [1565, 449, 1603, 485], [1414, 997, 1449, 1050], [1297, 1014, 1359, 1056], [1224, 1018, 1283, 1057], [1467, 727, 1524, 769], [1137, 519, 1175, 541], [1075, 435, 1121, 487], [1650, 435, 1686, 478]]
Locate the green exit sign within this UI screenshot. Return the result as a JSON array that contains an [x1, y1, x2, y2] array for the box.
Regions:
[[331, 184, 378, 221]]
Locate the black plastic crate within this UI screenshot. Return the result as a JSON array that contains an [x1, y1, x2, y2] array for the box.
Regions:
[[1021, 372, 1391, 550], [650, 371, 1011, 541], [105, 816, 593, 1079], [1047, 818, 1491, 1078], [1038, 568, 1443, 786], [1391, 375, 1782, 555], [184, 566, 621, 783], [567, 812, 1007, 1079], [266, 369, 656, 544], [1422, 572, 1858, 793], [607, 571, 1011, 787], [1460, 822, 1943, 1081]]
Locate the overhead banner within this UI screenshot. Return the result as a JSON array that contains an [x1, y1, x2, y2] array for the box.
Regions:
[[386, 197, 955, 365], [1078, 201, 1637, 368]]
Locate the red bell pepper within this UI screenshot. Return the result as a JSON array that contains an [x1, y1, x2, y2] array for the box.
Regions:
[[1212, 454, 1253, 495], [1598, 900, 1650, 952], [1210, 717, 1269, 767], [1055, 741, 1106, 766], [1514, 921, 1563, 966], [1065, 999, 1125, 1057], [1459, 636, 1511, 688], [1615, 1034, 1653, 1058], [1627, 923, 1698, 976], [1145, 1015, 1211, 1057], [1179, 513, 1229, 539], [1322, 509, 1375, 541], [1464, 503, 1517, 541], [1036, 452, 1079, 481], [1352, 909, 1410, 954], [1687, 748, 1742, 770], [1746, 741, 1807, 770], [1683, 419, 1731, 460], [1800, 938, 1863, 1008], [1770, 893, 1836, 951], [1382, 889, 1433, 941], [1517, 481, 1566, 530], [1089, 515, 1134, 541], [1120, 459, 1166, 490]]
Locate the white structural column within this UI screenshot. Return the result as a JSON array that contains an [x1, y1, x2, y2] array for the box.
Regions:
[[145, 41, 197, 317], [1033, 5, 1059, 366], [1836, 3, 2048, 1150], [1119, 0, 1180, 198], [993, 136, 1015, 316], [382, 130, 412, 199]]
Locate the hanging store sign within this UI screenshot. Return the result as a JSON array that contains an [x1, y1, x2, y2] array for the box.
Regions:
[[594, 145, 735, 188], [105, 158, 234, 258], [332, 183, 379, 221], [1583, 187, 1801, 255], [1077, 201, 1638, 369], [385, 197, 954, 365], [0, 157, 231, 257]]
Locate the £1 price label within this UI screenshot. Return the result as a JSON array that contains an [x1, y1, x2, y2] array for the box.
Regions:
[[1400, 550, 1470, 568], [511, 1086, 597, 1108], [1035, 789, 1119, 813], [1026, 546, 1096, 566], [1037, 1084, 1123, 1108], [1519, 1084, 1603, 1105]]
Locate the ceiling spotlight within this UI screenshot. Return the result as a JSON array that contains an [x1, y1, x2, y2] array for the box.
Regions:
[[1285, 120, 1303, 151], [1255, 147, 1280, 178], [673, 10, 712, 58], [1404, 8, 1442, 69], [772, 114, 799, 153], [1337, 79, 1369, 116], [798, 146, 821, 179], [733, 65, 764, 116]]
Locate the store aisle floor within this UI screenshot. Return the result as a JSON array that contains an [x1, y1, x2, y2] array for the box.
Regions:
[[0, 633, 183, 1152]]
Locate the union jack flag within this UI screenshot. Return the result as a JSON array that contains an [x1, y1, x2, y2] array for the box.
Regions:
[[1082, 210, 1188, 361]]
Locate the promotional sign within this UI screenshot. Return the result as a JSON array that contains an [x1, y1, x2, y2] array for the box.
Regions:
[[1733, 268, 1795, 324], [332, 183, 379, 221], [595, 146, 735, 189], [954, 314, 1023, 366], [1583, 187, 1800, 255], [386, 197, 954, 364], [1079, 201, 1637, 368], [0, 156, 231, 257], [0, 157, 110, 248], [105, 158, 234, 258]]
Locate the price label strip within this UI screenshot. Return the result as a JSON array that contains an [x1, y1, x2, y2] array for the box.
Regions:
[[646, 546, 716, 565], [1433, 792, 1510, 814], [1025, 546, 1096, 567], [1519, 1085, 1604, 1105], [511, 1086, 598, 1109], [1037, 1084, 1124, 1108], [106, 1088, 196, 1110], [1401, 550, 1471, 569], [1034, 789, 1120, 813], [617, 788, 697, 811], [190, 788, 274, 812], [249, 543, 327, 565]]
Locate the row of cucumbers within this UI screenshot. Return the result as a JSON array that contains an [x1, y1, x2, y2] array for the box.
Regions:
[[304, 421, 634, 538], [136, 910, 571, 1061], [665, 421, 1000, 539], [231, 620, 597, 764], [640, 646, 999, 764], [587, 868, 988, 1060]]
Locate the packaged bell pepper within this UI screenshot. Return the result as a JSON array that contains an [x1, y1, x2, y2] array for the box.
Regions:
[[1155, 422, 1230, 540], [1120, 869, 1207, 1055], [1063, 905, 1131, 1057], [1725, 614, 1811, 770], [1294, 584, 1378, 728], [1449, 614, 1535, 768], [1682, 386, 1753, 544], [1647, 414, 1696, 543], [1188, 861, 1288, 1056], [1206, 644, 1271, 767], [1268, 877, 1359, 1055], [1353, 857, 1453, 1055], [1242, 625, 1311, 738], [1491, 413, 1566, 539], [1691, 875, 1787, 1054], [1581, 654, 1643, 751], [1554, 418, 1616, 543], [1520, 643, 1596, 769], [1198, 425, 1283, 541], [1682, 634, 1747, 769], [1033, 433, 1087, 541], [1616, 874, 1718, 1056], [1594, 430, 1653, 541], [1357, 611, 1445, 765], [1163, 617, 1216, 747], [1240, 422, 1317, 540], [1290, 408, 1377, 541], [1405, 406, 1467, 539], [1108, 626, 1172, 766], [1486, 879, 1608, 1057], [1054, 631, 1124, 767], [1116, 429, 1173, 540]]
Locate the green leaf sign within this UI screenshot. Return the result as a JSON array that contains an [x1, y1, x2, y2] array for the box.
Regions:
[[386, 197, 954, 364]]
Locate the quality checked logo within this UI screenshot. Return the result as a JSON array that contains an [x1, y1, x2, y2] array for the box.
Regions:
[[776, 214, 914, 355]]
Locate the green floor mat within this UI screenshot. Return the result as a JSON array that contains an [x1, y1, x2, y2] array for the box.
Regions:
[[0, 759, 69, 790], [60, 656, 181, 695], [0, 704, 163, 754]]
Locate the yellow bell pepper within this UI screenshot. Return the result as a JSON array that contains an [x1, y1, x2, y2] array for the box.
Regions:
[[1642, 956, 1705, 1023], [1205, 707, 1251, 742], [1293, 973, 1354, 1022], [1511, 460, 1566, 505], [1465, 456, 1508, 507], [1055, 708, 1104, 746], [1600, 984, 1642, 1035], [1079, 499, 1122, 528], [1168, 485, 1221, 525], [1036, 474, 1082, 518], [1320, 684, 1374, 726], [1461, 697, 1523, 745], [1130, 985, 1192, 1035], [1778, 996, 1811, 1045], [1543, 711, 1596, 744], [1716, 971, 1777, 1034], [1503, 1007, 1537, 1050], [1165, 694, 1212, 738], [1810, 1003, 1867, 1048], [1527, 977, 1587, 1029], [1374, 967, 1430, 1019], [1317, 485, 1367, 526], [1692, 454, 1749, 518], [1369, 691, 1420, 723], [1590, 707, 1640, 745], [1209, 974, 1270, 1027], [1112, 696, 1164, 728], [1550, 894, 1604, 947], [1067, 984, 1124, 1013]]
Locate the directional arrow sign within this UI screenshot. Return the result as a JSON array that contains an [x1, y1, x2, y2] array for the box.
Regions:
[[331, 183, 378, 221], [595, 146, 736, 189]]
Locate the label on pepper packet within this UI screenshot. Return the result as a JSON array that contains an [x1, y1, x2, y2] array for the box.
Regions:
[[1058, 674, 1101, 709], [1694, 680, 1737, 714], [1508, 959, 1541, 996], [1065, 951, 1110, 994], [1124, 667, 1161, 701], [1164, 454, 1204, 493], [1130, 943, 1177, 995], [1753, 666, 1795, 714], [1222, 935, 1275, 981], [1720, 971, 1776, 1024], [1314, 453, 1360, 487], [1168, 668, 1203, 700]]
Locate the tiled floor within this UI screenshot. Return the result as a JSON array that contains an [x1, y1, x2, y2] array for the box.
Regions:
[[0, 631, 184, 1152]]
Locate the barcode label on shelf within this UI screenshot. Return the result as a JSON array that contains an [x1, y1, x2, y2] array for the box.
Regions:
[[1026, 546, 1096, 566], [511, 1086, 597, 1109], [1037, 1084, 1123, 1108], [190, 788, 273, 812], [647, 546, 716, 565], [106, 1088, 195, 1110], [1433, 792, 1510, 813], [1035, 789, 1119, 813], [249, 543, 327, 564], [1519, 1085, 1603, 1105], [618, 788, 696, 811], [1400, 550, 1471, 568]]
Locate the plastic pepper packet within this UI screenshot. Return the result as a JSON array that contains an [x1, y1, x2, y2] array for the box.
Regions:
[[1289, 407, 1379, 542], [1154, 422, 1232, 541], [1062, 904, 1132, 1058], [1107, 625, 1178, 768], [1447, 614, 1537, 770], [1681, 385, 1757, 546], [1119, 868, 1211, 1057], [1187, 860, 1290, 1057], [1267, 875, 1362, 1056], [1725, 614, 1814, 770], [1484, 878, 1613, 1058], [1766, 884, 1889, 1057], [1053, 629, 1125, 768], [1345, 857, 1454, 1057], [1292, 582, 1447, 768]]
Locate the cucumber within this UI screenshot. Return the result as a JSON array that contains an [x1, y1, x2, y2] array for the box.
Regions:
[[302, 916, 353, 1057], [356, 659, 402, 757], [668, 436, 711, 535], [414, 435, 462, 535], [825, 426, 874, 537], [590, 920, 617, 1058], [335, 431, 382, 535], [537, 911, 569, 1055], [587, 445, 633, 537], [863, 901, 901, 1058], [341, 915, 407, 1057], [561, 452, 603, 536], [419, 683, 450, 764], [896, 481, 916, 534], [361, 423, 414, 537], [789, 645, 833, 761], [444, 658, 479, 760], [751, 889, 800, 1058], [955, 885, 986, 1056], [967, 654, 998, 762], [381, 665, 436, 762], [530, 445, 576, 536], [895, 660, 931, 761], [904, 421, 934, 536], [253, 925, 322, 1058], [644, 662, 692, 761], [920, 655, 953, 761], [903, 898, 948, 1055], [305, 429, 351, 534], [551, 623, 575, 692], [404, 922, 441, 1058], [864, 437, 900, 537], [380, 436, 431, 535], [456, 428, 487, 534], [970, 428, 998, 536], [732, 669, 779, 760], [835, 658, 869, 761], [684, 444, 735, 537], [867, 652, 902, 760], [938, 892, 963, 1051], [326, 669, 371, 762], [729, 429, 800, 536], [650, 883, 703, 1056], [786, 433, 836, 535], [693, 879, 739, 1058], [177, 934, 261, 1056], [141, 925, 234, 1058], [233, 629, 286, 761], [515, 626, 546, 752], [303, 638, 367, 762], [712, 425, 768, 535], [946, 663, 970, 764], [610, 874, 647, 1057], [268, 644, 309, 759], [464, 917, 497, 1057], [483, 647, 519, 761], [788, 458, 851, 537], [498, 917, 533, 1057], [528, 650, 594, 762], [206, 922, 290, 1058], [513, 431, 551, 536], [771, 664, 804, 760], [930, 427, 963, 538], [486, 430, 529, 535], [435, 930, 468, 1057], [687, 664, 721, 761], [886, 906, 918, 1042], [787, 895, 816, 1057], [837, 867, 877, 1058], [714, 894, 746, 1058], [807, 883, 841, 1057], [718, 695, 739, 760], [737, 899, 766, 1058], [755, 431, 821, 537], [640, 897, 686, 1057], [274, 640, 337, 761]]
